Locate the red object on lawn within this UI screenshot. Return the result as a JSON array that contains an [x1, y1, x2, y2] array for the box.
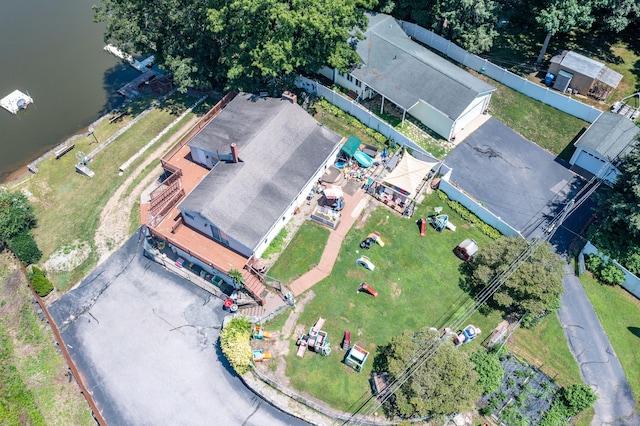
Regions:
[[342, 330, 351, 351], [420, 218, 426, 236], [358, 282, 378, 298]]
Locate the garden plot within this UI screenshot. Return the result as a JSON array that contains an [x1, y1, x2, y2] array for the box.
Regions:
[[481, 353, 558, 426]]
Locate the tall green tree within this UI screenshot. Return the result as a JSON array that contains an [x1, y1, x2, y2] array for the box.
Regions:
[[591, 143, 640, 260], [94, 0, 221, 89], [592, 0, 640, 32], [535, 0, 594, 63], [379, 328, 482, 417], [95, 0, 375, 92], [439, 0, 499, 54], [0, 188, 37, 243], [463, 237, 565, 319]]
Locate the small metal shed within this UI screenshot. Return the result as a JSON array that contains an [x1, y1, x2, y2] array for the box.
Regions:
[[553, 70, 573, 93]]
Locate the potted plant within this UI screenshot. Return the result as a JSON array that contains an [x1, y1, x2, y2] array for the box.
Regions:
[[228, 268, 245, 289]]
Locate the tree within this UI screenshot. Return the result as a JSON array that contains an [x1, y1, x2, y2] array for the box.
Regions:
[[591, 143, 640, 260], [94, 0, 221, 90], [0, 188, 37, 243], [379, 328, 482, 417], [439, 0, 499, 54], [463, 237, 565, 319], [592, 0, 640, 33], [95, 0, 374, 92], [535, 0, 594, 63]]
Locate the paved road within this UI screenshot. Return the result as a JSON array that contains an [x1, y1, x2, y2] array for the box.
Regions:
[[559, 266, 640, 426], [49, 230, 308, 426]]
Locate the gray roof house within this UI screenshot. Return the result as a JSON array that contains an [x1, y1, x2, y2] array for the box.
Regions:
[[318, 12, 496, 141], [179, 92, 344, 258], [569, 112, 640, 183]]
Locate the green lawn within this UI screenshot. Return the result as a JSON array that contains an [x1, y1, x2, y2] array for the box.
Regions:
[[509, 313, 582, 387], [267, 222, 330, 285], [273, 196, 500, 411], [15, 92, 204, 291], [580, 272, 640, 406], [477, 73, 589, 160]]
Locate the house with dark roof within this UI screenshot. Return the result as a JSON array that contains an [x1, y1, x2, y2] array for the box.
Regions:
[[144, 92, 344, 304], [318, 12, 496, 141], [181, 93, 344, 258], [569, 112, 640, 183]]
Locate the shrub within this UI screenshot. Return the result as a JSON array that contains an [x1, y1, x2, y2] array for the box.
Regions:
[[31, 274, 53, 297], [500, 406, 528, 426], [8, 230, 42, 266], [436, 191, 502, 239], [539, 384, 597, 425], [585, 254, 626, 286], [471, 350, 504, 394], [219, 317, 253, 374], [478, 406, 492, 416], [623, 252, 640, 275], [598, 262, 625, 286], [584, 254, 603, 272], [560, 384, 597, 417]]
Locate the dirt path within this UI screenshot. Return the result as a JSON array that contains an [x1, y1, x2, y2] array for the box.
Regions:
[[94, 115, 201, 266]]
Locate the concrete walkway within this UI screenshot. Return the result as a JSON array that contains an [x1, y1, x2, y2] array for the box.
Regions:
[[558, 265, 640, 426], [289, 189, 369, 296]]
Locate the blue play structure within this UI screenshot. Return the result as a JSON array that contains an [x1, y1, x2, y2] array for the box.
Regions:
[[353, 151, 374, 168], [428, 214, 449, 232]]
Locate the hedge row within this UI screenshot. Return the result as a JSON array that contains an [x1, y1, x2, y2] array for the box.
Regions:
[[436, 191, 501, 239]]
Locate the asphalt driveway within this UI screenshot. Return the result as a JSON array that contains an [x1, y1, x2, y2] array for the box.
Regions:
[[444, 118, 579, 237], [559, 266, 640, 426], [49, 230, 307, 426]]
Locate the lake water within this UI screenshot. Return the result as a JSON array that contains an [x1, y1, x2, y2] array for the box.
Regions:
[[0, 0, 138, 182]]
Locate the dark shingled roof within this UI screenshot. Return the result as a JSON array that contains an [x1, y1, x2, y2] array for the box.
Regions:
[[179, 93, 343, 251], [350, 13, 495, 120], [575, 112, 640, 161]]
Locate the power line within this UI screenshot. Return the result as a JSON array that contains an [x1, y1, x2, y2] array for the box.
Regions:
[[341, 150, 622, 424]]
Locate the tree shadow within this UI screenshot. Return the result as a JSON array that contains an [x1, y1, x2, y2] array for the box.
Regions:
[[627, 326, 640, 340]]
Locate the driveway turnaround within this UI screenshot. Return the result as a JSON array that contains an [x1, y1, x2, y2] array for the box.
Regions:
[[559, 266, 640, 426], [444, 118, 579, 237], [48, 230, 307, 426]]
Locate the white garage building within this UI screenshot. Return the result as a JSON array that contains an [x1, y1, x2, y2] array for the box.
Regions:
[[319, 12, 496, 141], [569, 112, 640, 184]]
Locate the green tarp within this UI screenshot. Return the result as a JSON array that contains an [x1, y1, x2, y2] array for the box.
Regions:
[[341, 135, 361, 157]]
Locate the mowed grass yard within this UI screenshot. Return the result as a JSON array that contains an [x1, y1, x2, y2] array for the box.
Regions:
[[580, 272, 640, 406], [13, 92, 209, 291], [269, 195, 502, 411]]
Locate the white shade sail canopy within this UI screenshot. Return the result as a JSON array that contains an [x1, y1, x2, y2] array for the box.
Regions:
[[382, 153, 439, 197]]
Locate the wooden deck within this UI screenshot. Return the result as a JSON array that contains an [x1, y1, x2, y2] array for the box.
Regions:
[[146, 110, 268, 303]]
